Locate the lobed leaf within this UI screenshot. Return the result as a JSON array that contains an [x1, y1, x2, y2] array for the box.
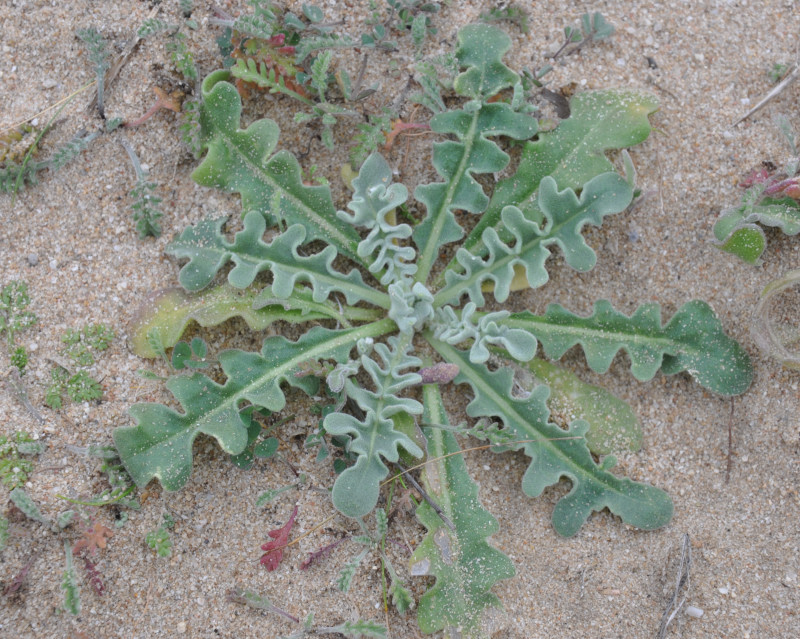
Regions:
[[115, 322, 395, 490], [505, 299, 753, 396], [428, 337, 674, 537], [412, 25, 538, 282], [166, 212, 389, 308], [410, 384, 515, 637], [324, 336, 424, 518], [459, 89, 658, 264], [436, 173, 632, 305], [434, 303, 537, 364], [338, 153, 416, 286], [128, 284, 379, 358], [193, 71, 361, 263]]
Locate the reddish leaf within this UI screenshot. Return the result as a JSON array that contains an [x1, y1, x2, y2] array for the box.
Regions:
[[82, 556, 104, 596], [2, 560, 32, 598], [259, 505, 298, 571], [299, 536, 348, 570], [73, 522, 113, 558]]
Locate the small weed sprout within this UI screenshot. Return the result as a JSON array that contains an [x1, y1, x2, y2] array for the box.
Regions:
[[45, 323, 114, 410], [713, 115, 800, 264], [0, 432, 44, 490], [145, 513, 175, 557]]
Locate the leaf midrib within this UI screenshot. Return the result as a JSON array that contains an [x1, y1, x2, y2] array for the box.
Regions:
[[428, 337, 650, 503], [217, 132, 362, 265], [152, 320, 396, 453]]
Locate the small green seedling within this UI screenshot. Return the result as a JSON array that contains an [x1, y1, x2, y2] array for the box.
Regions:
[[145, 512, 175, 557], [713, 115, 800, 264], [45, 323, 114, 409], [0, 280, 37, 374], [0, 431, 44, 490]]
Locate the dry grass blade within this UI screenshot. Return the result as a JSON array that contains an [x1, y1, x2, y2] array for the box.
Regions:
[[733, 64, 800, 126], [657, 533, 692, 638]]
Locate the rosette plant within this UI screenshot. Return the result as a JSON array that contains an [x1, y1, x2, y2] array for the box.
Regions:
[[115, 24, 752, 636]]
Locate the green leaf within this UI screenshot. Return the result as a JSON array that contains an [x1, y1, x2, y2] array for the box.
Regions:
[[712, 198, 800, 263], [325, 337, 425, 518], [254, 437, 279, 458], [523, 357, 641, 455], [128, 284, 380, 358], [429, 337, 674, 537], [10, 487, 48, 524], [323, 619, 386, 639], [459, 89, 658, 263], [193, 71, 361, 263], [713, 224, 765, 264], [436, 173, 632, 306], [505, 299, 753, 396], [166, 212, 389, 308], [115, 322, 394, 490], [434, 303, 537, 363], [412, 26, 538, 282], [450, 24, 519, 99], [338, 153, 415, 286], [410, 384, 514, 636]]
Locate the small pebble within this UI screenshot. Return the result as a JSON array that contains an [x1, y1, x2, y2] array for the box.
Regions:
[[42, 78, 57, 89], [176, 621, 186, 633], [27, 253, 38, 266], [686, 606, 704, 618], [718, 587, 729, 595]]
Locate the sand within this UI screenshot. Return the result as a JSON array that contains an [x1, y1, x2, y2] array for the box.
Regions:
[[1, 1, 799, 637]]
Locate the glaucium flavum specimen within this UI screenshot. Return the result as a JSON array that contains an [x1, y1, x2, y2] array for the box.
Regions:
[[117, 23, 752, 637]]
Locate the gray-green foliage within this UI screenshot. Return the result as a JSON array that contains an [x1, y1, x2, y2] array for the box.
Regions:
[[77, 27, 110, 118], [115, 22, 752, 635], [0, 129, 99, 195], [0, 432, 44, 490], [61, 541, 81, 615]]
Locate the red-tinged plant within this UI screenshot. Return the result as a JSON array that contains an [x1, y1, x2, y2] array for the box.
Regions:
[[260, 505, 298, 571], [2, 560, 32, 598], [300, 536, 348, 570], [73, 521, 113, 558], [81, 556, 104, 596]]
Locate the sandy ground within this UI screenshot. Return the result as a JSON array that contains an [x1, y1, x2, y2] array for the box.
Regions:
[[1, 1, 799, 638]]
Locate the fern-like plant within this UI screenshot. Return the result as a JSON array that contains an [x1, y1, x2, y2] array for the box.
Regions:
[[116, 24, 752, 635]]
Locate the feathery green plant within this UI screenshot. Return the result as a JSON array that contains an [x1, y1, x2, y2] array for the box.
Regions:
[[61, 541, 81, 615], [77, 27, 110, 118], [116, 23, 752, 635], [45, 323, 114, 410], [145, 512, 175, 557], [120, 138, 163, 238]]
